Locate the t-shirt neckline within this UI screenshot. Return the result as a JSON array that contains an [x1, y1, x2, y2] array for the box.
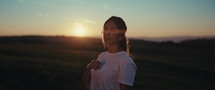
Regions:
[[107, 51, 125, 55]]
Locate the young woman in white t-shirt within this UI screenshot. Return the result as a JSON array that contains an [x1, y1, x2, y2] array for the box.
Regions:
[[82, 16, 136, 90]]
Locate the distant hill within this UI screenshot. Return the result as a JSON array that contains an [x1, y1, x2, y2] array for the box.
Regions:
[[1, 35, 215, 49], [0, 35, 101, 44], [179, 38, 215, 48], [133, 36, 215, 42]]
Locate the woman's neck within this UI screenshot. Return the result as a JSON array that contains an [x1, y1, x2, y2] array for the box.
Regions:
[[107, 44, 122, 53]]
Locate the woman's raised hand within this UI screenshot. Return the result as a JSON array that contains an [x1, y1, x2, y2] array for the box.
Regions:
[[86, 60, 101, 71]]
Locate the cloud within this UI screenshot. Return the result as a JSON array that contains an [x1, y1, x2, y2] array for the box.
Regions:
[[36, 12, 49, 17], [74, 22, 82, 27], [83, 19, 96, 25]]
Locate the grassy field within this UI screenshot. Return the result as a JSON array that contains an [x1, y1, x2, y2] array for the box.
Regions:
[[0, 36, 215, 90]]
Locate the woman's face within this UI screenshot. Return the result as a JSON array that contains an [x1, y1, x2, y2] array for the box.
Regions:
[[103, 21, 120, 46]]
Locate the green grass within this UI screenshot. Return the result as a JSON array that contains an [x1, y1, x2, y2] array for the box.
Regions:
[[0, 38, 215, 90]]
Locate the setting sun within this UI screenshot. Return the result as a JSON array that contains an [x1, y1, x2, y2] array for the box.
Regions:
[[74, 27, 85, 37]]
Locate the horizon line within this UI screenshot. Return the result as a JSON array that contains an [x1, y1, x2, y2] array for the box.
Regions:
[[0, 34, 215, 42]]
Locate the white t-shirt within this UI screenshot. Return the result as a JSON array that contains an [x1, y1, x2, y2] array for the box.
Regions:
[[90, 51, 137, 90]]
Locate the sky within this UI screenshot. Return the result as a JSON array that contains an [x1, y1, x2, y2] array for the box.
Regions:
[[0, 0, 215, 38]]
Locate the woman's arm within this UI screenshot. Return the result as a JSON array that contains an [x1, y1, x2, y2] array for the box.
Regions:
[[82, 60, 101, 90], [119, 83, 131, 90], [82, 69, 91, 90]]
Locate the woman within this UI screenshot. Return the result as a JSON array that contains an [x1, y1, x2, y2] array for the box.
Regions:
[[83, 16, 136, 90]]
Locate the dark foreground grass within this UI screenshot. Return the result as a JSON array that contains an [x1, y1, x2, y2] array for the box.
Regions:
[[0, 38, 215, 90]]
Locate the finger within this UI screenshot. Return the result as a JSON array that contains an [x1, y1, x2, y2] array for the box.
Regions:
[[87, 62, 95, 69], [91, 59, 97, 62], [96, 61, 101, 65], [93, 62, 101, 69]]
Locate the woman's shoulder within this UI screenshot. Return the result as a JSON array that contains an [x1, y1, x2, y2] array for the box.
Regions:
[[99, 51, 108, 56], [118, 52, 137, 69], [118, 52, 135, 64], [97, 51, 108, 60]]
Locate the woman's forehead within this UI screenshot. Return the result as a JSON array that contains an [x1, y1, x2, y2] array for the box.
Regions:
[[104, 21, 117, 27]]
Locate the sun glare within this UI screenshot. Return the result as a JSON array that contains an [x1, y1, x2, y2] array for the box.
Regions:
[[74, 27, 85, 37]]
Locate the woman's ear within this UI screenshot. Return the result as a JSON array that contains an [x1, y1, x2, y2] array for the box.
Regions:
[[118, 34, 123, 40]]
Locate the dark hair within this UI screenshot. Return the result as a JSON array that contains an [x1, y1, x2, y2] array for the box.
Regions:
[[102, 16, 130, 55]]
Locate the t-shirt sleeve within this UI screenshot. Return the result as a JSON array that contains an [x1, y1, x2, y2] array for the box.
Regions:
[[118, 60, 136, 86], [97, 52, 106, 61]]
